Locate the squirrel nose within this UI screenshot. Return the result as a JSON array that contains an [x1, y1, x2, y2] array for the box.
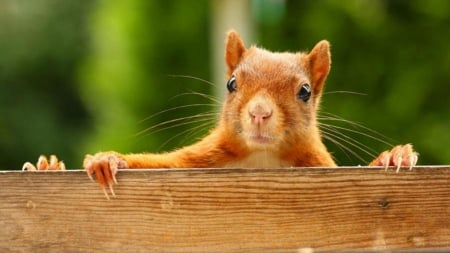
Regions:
[[249, 103, 272, 125]]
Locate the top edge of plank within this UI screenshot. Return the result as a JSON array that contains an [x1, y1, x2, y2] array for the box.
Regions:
[[1, 165, 449, 173]]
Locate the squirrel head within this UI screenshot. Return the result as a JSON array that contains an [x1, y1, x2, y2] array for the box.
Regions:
[[220, 30, 331, 152]]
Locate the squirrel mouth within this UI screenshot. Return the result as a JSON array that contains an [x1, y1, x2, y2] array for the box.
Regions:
[[241, 124, 276, 146], [248, 133, 273, 144]]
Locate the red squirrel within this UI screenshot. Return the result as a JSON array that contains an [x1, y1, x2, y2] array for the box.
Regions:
[[23, 30, 418, 198]]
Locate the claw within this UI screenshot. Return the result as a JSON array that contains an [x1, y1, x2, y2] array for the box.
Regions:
[[87, 173, 94, 182], [37, 155, 49, 170], [22, 162, 37, 171], [409, 154, 418, 170], [394, 152, 403, 173], [23, 155, 65, 171], [108, 157, 119, 185], [383, 153, 390, 172], [102, 187, 111, 201], [370, 144, 419, 172], [395, 157, 402, 173], [100, 182, 117, 201], [59, 161, 66, 170], [109, 183, 116, 198]]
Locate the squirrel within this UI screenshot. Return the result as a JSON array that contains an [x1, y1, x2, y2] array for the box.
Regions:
[[23, 30, 418, 198]]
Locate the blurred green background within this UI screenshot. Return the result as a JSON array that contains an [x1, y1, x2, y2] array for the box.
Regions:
[[0, 0, 449, 170]]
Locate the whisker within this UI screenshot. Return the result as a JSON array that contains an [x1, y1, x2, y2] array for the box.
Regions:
[[318, 120, 393, 148], [168, 74, 217, 87], [147, 116, 216, 138], [321, 129, 369, 164], [134, 75, 220, 146], [320, 124, 378, 158], [157, 120, 214, 151], [177, 121, 215, 148], [139, 103, 220, 123], [318, 112, 394, 146], [322, 133, 364, 164], [321, 133, 355, 163], [323, 90, 367, 96], [170, 90, 222, 104], [135, 112, 218, 137]]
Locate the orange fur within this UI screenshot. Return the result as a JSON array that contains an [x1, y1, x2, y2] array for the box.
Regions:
[[80, 30, 417, 196], [96, 30, 336, 170]]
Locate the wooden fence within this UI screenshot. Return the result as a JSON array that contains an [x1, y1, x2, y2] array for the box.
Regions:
[[1, 166, 449, 252]]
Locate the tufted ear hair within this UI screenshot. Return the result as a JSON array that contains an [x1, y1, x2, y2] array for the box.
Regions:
[[225, 30, 247, 76], [307, 40, 331, 96]]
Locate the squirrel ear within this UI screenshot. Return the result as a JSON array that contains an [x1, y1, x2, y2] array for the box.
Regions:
[[225, 30, 247, 75], [308, 40, 331, 96]]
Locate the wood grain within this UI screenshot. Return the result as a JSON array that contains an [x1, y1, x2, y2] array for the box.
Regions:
[[0, 166, 449, 252]]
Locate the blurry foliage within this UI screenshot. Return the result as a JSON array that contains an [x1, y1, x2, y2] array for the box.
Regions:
[[0, 0, 448, 169], [0, 0, 94, 169], [78, 0, 212, 158]]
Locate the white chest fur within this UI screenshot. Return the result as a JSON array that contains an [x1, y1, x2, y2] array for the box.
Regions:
[[224, 151, 291, 168]]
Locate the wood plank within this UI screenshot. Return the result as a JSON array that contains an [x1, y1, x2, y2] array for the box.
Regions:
[[0, 166, 449, 252]]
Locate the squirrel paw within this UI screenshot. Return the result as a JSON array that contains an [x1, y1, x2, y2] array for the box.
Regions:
[[369, 144, 418, 172], [83, 152, 128, 199], [22, 155, 66, 171]]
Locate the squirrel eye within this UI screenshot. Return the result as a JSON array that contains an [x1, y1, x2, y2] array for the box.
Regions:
[[226, 75, 237, 93], [297, 83, 311, 102]]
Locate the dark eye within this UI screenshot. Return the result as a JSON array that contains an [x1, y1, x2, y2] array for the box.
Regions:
[[297, 83, 311, 102], [227, 75, 237, 93]]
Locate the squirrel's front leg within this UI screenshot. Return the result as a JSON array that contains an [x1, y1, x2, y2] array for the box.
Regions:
[[83, 151, 180, 199]]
